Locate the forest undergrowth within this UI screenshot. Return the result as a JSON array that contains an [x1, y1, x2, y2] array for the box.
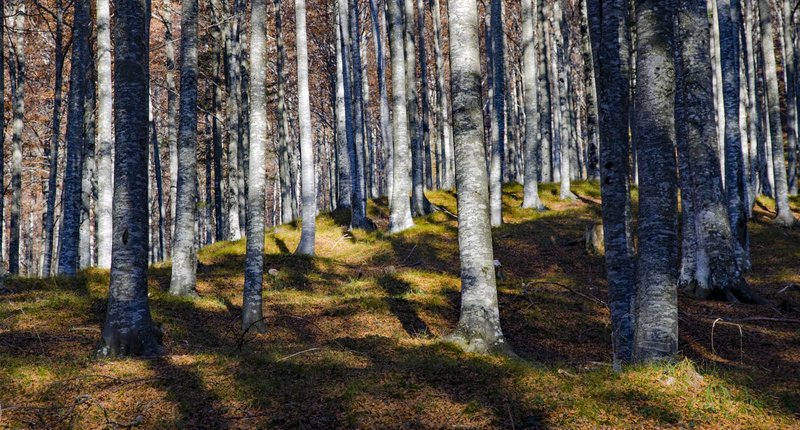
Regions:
[[1, 182, 798, 429]]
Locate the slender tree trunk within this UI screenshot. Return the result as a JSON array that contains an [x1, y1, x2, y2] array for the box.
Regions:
[[369, 0, 394, 200], [224, 0, 242, 239], [210, 0, 226, 241], [97, 0, 163, 358], [295, 0, 317, 255], [334, 7, 353, 210], [42, 0, 65, 277], [148, 96, 166, 263], [244, 0, 268, 333], [163, 0, 178, 250], [387, 0, 415, 233], [537, 0, 553, 183], [521, 0, 544, 210], [170, 0, 199, 297], [58, 0, 89, 276], [757, 0, 797, 225], [444, 0, 511, 355], [276, 0, 294, 225], [488, 0, 505, 226], [742, 0, 761, 206], [782, 0, 798, 194], [96, 0, 114, 269], [80, 52, 97, 269], [590, 0, 636, 367], [633, 0, 679, 363], [416, 0, 433, 191], [6, 2, 24, 274]]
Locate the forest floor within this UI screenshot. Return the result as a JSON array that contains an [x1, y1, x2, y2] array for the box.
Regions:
[[1, 182, 799, 429]]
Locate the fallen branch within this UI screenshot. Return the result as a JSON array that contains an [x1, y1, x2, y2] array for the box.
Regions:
[[523, 281, 607, 308]]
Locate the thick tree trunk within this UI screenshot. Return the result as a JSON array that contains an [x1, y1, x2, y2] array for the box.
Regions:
[[295, 0, 317, 255], [757, 0, 797, 226], [444, 0, 511, 355], [169, 0, 199, 297], [521, 0, 544, 210], [42, 0, 65, 277], [243, 0, 268, 333], [97, 0, 162, 358], [590, 0, 636, 368], [633, 0, 679, 363], [387, 0, 415, 233], [58, 0, 89, 276], [675, 0, 762, 303]]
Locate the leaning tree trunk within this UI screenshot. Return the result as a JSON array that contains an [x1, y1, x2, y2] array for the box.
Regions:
[[97, 0, 163, 358], [295, 0, 317, 255], [58, 0, 90, 276], [243, 0, 268, 333], [42, 0, 66, 277], [589, 0, 636, 368], [675, 0, 763, 303], [633, 0, 679, 364], [757, 0, 797, 226], [488, 0, 505, 226], [387, 0, 415, 233], [169, 0, 199, 297], [521, 0, 544, 210], [444, 0, 512, 355], [96, 0, 114, 269]]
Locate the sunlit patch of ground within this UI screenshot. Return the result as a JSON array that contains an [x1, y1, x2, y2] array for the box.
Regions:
[[0, 182, 798, 429]]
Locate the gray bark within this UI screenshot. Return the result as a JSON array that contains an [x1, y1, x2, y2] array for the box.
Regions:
[[537, 0, 553, 183], [163, 0, 178, 249], [590, 0, 636, 367], [80, 52, 97, 268], [431, 0, 454, 189], [444, 0, 511, 355], [97, 0, 163, 358], [96, 0, 113, 269], [632, 0, 679, 363], [6, 1, 23, 274], [417, 0, 433, 191], [675, 0, 762, 303], [58, 0, 89, 276], [224, 0, 243, 239], [757, 0, 797, 225], [369, 0, 395, 200], [169, 0, 199, 297], [210, 0, 226, 241], [521, 0, 544, 210], [334, 8, 353, 209], [781, 0, 798, 194], [243, 0, 268, 333], [42, 0, 66, 277], [488, 0, 505, 226], [276, 0, 294, 225], [387, 0, 415, 233], [295, 0, 317, 255], [148, 95, 166, 263]]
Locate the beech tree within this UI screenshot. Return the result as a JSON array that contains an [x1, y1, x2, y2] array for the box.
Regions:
[[295, 0, 317, 255], [97, 0, 162, 357]]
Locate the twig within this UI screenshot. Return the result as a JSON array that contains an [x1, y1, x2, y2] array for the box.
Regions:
[[277, 347, 325, 362], [329, 233, 352, 251], [524, 281, 608, 308], [399, 244, 418, 267], [711, 318, 744, 362], [505, 401, 516, 430]]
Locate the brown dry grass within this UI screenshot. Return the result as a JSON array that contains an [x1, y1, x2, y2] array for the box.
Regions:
[[0, 182, 798, 429]]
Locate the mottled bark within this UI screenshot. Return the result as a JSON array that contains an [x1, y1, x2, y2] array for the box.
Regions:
[[417, 0, 433, 191], [444, 0, 511, 355], [276, 0, 294, 225], [6, 1, 23, 274], [148, 96, 166, 263], [80, 53, 97, 269], [97, 0, 163, 358], [295, 0, 317, 255], [169, 0, 199, 297], [163, 0, 178, 248], [58, 0, 89, 276], [781, 0, 798, 194], [536, 0, 553, 183], [521, 0, 544, 210], [42, 0, 66, 277], [757, 0, 797, 226], [224, 0, 242, 239], [387, 0, 415, 233], [243, 0, 268, 333], [590, 0, 636, 367], [96, 0, 114, 269], [210, 0, 226, 241], [431, 0, 454, 189], [369, 0, 394, 200], [488, 0, 505, 226], [334, 7, 353, 209], [633, 0, 679, 363]]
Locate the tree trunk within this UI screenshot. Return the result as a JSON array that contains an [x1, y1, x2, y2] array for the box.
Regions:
[[80, 52, 97, 269], [781, 0, 798, 194], [97, 0, 163, 358], [633, 0, 679, 363], [488, 0, 505, 226], [431, 0, 454, 190], [169, 0, 199, 297], [444, 0, 512, 355], [387, 0, 415, 233], [521, 0, 544, 210], [243, 0, 268, 333], [757, 0, 797, 226], [163, 0, 178, 251], [590, 0, 636, 368], [58, 0, 89, 276], [42, 0, 65, 277], [334, 6, 353, 210], [276, 0, 294, 225], [224, 0, 242, 239], [148, 95, 166, 263], [295, 0, 317, 255], [537, 0, 553, 183]]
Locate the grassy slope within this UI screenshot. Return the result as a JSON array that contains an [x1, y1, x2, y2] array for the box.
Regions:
[[1, 182, 799, 429]]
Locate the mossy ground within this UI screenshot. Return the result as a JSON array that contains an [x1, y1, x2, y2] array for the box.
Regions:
[[1, 182, 799, 429]]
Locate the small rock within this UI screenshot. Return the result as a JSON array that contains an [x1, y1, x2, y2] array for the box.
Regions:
[[268, 268, 279, 277]]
